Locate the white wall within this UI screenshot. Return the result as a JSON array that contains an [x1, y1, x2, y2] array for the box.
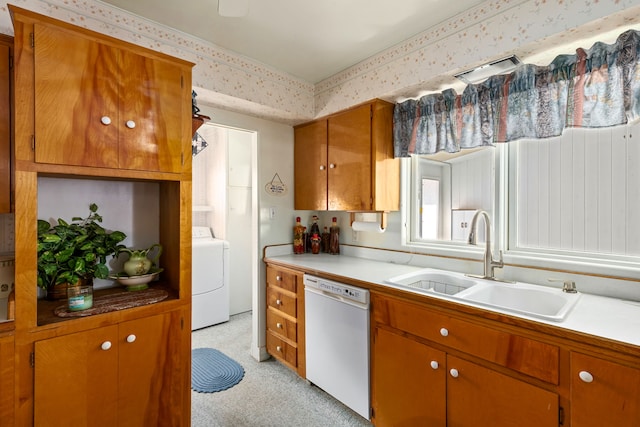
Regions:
[[37, 177, 160, 290], [195, 104, 295, 362]]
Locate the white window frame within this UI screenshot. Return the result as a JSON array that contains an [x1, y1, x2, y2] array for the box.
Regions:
[[402, 133, 640, 278]]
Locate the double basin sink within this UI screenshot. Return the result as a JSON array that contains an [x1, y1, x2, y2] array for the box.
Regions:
[[385, 269, 581, 322]]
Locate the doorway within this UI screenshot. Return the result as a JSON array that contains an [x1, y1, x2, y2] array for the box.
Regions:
[[192, 123, 257, 316]]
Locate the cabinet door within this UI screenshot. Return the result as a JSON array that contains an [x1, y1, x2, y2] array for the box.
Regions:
[[34, 325, 119, 427], [0, 42, 10, 213], [372, 327, 446, 427], [446, 355, 558, 427], [0, 335, 14, 425], [118, 311, 187, 427], [328, 104, 372, 210], [571, 352, 640, 427], [118, 51, 184, 173], [294, 120, 327, 210], [34, 23, 119, 168]]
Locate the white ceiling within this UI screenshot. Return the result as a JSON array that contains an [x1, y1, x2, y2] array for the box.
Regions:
[[99, 0, 488, 83]]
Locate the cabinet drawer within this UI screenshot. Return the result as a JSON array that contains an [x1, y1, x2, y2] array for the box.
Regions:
[[267, 331, 297, 367], [267, 267, 297, 293], [267, 308, 298, 342], [374, 294, 559, 384], [267, 285, 297, 318]]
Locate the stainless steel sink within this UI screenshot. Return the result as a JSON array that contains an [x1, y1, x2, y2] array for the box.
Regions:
[[456, 281, 581, 322], [385, 268, 581, 322]]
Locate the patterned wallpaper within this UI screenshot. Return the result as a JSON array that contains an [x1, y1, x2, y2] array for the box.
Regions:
[[0, 0, 639, 124]]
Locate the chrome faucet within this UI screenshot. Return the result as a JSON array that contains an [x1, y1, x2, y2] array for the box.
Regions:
[[467, 210, 503, 281]]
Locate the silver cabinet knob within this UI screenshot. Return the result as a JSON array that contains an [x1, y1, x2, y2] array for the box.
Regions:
[[579, 371, 594, 383], [126, 334, 137, 343], [329, 163, 336, 169], [101, 341, 112, 351], [430, 361, 439, 370], [319, 165, 326, 170], [276, 299, 282, 305], [276, 275, 281, 281], [276, 345, 282, 352], [125, 120, 136, 129], [276, 322, 283, 329], [450, 368, 459, 378], [100, 116, 112, 125], [440, 328, 449, 337]]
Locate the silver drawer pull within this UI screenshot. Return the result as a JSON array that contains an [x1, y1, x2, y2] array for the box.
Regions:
[[276, 322, 283, 329], [276, 345, 282, 352], [276, 275, 281, 281], [276, 299, 282, 305]]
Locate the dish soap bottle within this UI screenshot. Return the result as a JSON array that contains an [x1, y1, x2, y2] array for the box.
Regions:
[[293, 217, 305, 254], [329, 217, 340, 255]]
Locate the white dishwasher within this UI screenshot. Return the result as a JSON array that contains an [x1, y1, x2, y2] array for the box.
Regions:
[[304, 274, 370, 420]]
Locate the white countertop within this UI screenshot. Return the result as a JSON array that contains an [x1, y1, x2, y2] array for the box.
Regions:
[[267, 253, 640, 349]]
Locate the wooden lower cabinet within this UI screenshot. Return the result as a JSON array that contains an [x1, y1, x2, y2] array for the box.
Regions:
[[570, 352, 640, 427], [446, 355, 557, 427], [265, 264, 305, 377], [34, 310, 187, 427], [373, 327, 446, 426], [372, 327, 558, 427], [0, 334, 14, 425]]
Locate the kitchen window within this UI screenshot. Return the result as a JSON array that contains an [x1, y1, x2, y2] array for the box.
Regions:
[[403, 120, 640, 277]]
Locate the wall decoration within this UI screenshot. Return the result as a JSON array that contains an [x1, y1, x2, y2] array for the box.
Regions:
[[264, 173, 287, 196]]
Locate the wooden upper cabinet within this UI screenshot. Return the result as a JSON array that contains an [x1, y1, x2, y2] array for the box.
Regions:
[[0, 38, 11, 213], [33, 23, 185, 172], [294, 120, 327, 210], [294, 99, 399, 211], [327, 104, 372, 211]]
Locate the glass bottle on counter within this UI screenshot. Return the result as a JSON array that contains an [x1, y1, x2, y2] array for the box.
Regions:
[[329, 217, 340, 255], [321, 226, 330, 253], [293, 217, 305, 254], [311, 233, 321, 254], [309, 215, 320, 237]]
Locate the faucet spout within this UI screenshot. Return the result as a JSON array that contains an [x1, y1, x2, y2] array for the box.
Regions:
[[467, 210, 503, 280]]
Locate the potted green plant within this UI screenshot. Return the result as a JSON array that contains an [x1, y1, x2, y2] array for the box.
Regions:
[[37, 203, 127, 300]]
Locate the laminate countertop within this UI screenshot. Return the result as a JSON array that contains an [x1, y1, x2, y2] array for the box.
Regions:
[[265, 253, 640, 350]]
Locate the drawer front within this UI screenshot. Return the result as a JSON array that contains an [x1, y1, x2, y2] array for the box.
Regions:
[[267, 286, 297, 318], [267, 308, 298, 342], [267, 331, 297, 367], [373, 294, 559, 384], [267, 266, 297, 293]]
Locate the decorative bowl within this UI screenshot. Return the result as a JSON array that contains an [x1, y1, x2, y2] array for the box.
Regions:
[[109, 268, 163, 291]]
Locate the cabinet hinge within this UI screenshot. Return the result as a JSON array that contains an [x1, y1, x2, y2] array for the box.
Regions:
[[31, 135, 36, 151], [30, 352, 35, 368], [181, 152, 184, 166], [181, 75, 184, 89], [558, 406, 564, 425], [8, 53, 13, 70], [30, 32, 34, 48], [181, 317, 184, 330]]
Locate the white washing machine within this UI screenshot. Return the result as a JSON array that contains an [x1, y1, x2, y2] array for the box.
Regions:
[[192, 226, 230, 330]]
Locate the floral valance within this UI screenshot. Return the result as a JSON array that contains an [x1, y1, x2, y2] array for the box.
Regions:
[[393, 29, 640, 157]]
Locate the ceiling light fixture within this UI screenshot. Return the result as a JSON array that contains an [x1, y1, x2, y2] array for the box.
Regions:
[[454, 55, 521, 84], [217, 0, 249, 17]]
